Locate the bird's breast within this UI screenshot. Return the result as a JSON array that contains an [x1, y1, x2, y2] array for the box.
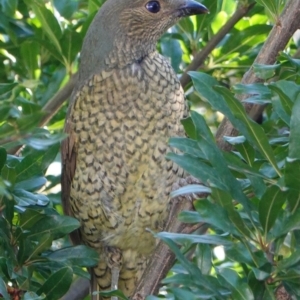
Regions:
[[70, 52, 185, 252]]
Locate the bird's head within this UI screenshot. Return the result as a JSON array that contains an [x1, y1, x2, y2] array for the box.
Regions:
[[79, 0, 208, 81]]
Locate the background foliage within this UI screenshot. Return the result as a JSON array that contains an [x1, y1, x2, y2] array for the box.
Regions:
[[0, 0, 299, 299]]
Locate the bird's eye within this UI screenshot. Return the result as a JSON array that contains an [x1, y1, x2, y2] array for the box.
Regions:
[[145, 1, 161, 13]]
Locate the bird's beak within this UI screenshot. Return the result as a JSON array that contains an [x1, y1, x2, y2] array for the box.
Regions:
[[177, 0, 209, 17]]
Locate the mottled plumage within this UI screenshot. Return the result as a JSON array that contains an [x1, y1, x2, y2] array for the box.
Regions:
[[61, 0, 208, 298]]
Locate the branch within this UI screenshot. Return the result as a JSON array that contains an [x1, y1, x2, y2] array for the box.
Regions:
[[180, 2, 256, 89], [132, 177, 208, 300], [215, 0, 300, 151], [40, 73, 78, 127]]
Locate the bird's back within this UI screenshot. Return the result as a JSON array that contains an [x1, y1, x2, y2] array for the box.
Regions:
[[62, 51, 186, 297]]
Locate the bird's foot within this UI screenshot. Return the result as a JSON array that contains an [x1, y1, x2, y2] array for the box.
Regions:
[[105, 246, 123, 300]]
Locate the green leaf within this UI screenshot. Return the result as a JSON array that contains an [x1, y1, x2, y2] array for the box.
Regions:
[[255, 0, 282, 20], [61, 29, 82, 69], [214, 85, 282, 177], [27, 233, 53, 262], [157, 236, 222, 296], [0, 277, 10, 300], [212, 189, 253, 238], [196, 244, 212, 275], [20, 209, 45, 230], [20, 40, 40, 79], [169, 137, 204, 159], [0, 148, 7, 172], [53, 0, 79, 19], [161, 36, 182, 72], [253, 64, 280, 80], [259, 185, 286, 234], [1, 0, 18, 17], [47, 245, 99, 267], [181, 117, 196, 139], [24, 0, 63, 55], [178, 210, 202, 223], [275, 210, 300, 237], [218, 268, 254, 300], [190, 72, 281, 177], [14, 177, 47, 191], [285, 159, 300, 192], [23, 291, 45, 300], [289, 94, 300, 159], [15, 153, 44, 183], [13, 189, 49, 206], [28, 214, 80, 240], [0, 82, 18, 96], [157, 232, 231, 246], [167, 152, 226, 190], [194, 199, 237, 234], [170, 184, 211, 198], [277, 249, 300, 271], [251, 268, 270, 280], [37, 267, 73, 300], [97, 290, 128, 300]]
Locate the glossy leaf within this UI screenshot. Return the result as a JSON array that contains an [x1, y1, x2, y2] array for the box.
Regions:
[[37, 267, 73, 300], [259, 185, 286, 234]]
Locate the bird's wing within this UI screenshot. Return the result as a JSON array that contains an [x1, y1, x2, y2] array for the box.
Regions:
[[61, 102, 82, 245]]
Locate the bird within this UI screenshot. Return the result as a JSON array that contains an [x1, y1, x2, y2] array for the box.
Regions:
[[61, 0, 208, 299]]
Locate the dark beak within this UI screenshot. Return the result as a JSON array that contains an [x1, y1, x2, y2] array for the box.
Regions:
[[178, 0, 209, 17]]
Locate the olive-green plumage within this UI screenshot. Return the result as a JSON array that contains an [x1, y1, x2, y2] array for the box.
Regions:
[[61, 0, 207, 298]]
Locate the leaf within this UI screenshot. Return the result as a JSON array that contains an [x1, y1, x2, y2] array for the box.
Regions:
[[277, 249, 300, 271], [190, 72, 281, 177], [23, 291, 45, 300], [193, 199, 236, 234], [169, 137, 204, 158], [1, 0, 18, 17], [14, 177, 47, 191], [20, 40, 40, 79], [47, 245, 99, 267], [289, 94, 300, 159], [20, 209, 45, 230], [0, 82, 18, 95], [214, 85, 281, 177], [218, 268, 254, 300], [275, 210, 300, 237], [53, 0, 79, 19], [157, 236, 222, 297], [15, 151, 46, 182], [259, 185, 286, 234], [37, 267, 73, 300], [196, 244, 212, 275], [28, 214, 80, 240], [178, 211, 202, 223], [97, 290, 128, 300], [170, 184, 211, 198], [24, 0, 63, 55], [157, 232, 231, 246], [161, 36, 182, 72], [255, 0, 282, 20], [0, 277, 10, 300], [26, 233, 53, 262], [167, 152, 226, 190], [0, 148, 7, 171], [253, 64, 280, 80], [13, 189, 49, 207], [60, 29, 82, 69], [212, 188, 253, 239]]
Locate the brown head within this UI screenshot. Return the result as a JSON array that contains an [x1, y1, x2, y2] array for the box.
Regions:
[[79, 0, 208, 82]]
